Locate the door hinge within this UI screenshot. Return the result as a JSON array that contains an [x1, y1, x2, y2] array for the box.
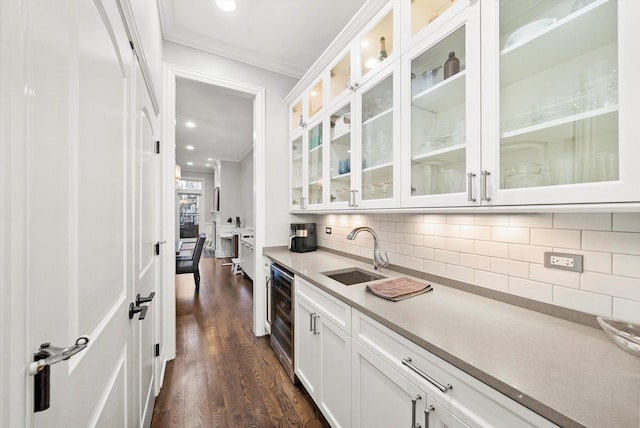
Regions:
[[154, 343, 160, 357], [129, 40, 134, 51], [154, 242, 160, 255], [155, 140, 160, 154]]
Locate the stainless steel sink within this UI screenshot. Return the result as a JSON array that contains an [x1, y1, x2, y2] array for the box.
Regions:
[[322, 267, 386, 285]]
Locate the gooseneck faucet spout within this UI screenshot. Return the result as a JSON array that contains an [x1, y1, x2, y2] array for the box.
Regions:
[[346, 226, 389, 271]]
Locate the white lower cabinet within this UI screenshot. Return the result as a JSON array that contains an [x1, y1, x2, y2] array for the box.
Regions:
[[295, 278, 557, 428], [295, 278, 351, 428]]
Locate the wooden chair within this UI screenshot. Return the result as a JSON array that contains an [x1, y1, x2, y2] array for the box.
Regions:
[[176, 234, 206, 292]]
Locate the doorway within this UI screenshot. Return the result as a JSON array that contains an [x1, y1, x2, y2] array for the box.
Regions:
[[162, 64, 268, 365]]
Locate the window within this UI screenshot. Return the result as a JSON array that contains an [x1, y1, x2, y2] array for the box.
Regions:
[[176, 179, 203, 191], [178, 193, 200, 239]]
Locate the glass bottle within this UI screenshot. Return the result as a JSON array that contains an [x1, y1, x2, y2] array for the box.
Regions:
[[378, 37, 388, 62], [443, 51, 460, 79]]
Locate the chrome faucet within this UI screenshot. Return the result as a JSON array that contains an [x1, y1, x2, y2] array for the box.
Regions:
[[346, 226, 389, 271]]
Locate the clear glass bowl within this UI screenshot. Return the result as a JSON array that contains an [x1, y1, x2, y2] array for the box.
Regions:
[[597, 316, 640, 357]]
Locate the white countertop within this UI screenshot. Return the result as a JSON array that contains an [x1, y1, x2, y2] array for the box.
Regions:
[[264, 247, 640, 428]]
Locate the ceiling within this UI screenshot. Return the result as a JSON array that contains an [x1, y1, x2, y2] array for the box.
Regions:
[[161, 0, 368, 173]]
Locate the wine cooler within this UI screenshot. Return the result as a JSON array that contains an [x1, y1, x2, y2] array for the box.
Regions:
[[269, 263, 296, 383]]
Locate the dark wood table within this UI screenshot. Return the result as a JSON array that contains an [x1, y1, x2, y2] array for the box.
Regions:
[[175, 241, 183, 255]]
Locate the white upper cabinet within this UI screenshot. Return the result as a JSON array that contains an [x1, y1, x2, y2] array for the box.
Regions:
[[481, 0, 640, 205], [288, 0, 640, 212], [401, 1, 481, 207]]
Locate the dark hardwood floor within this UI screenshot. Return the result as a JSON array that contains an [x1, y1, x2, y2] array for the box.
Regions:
[[151, 257, 330, 428]]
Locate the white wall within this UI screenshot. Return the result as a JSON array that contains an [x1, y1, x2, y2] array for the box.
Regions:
[[312, 212, 640, 323], [240, 151, 254, 228], [164, 41, 297, 246], [216, 160, 242, 225]]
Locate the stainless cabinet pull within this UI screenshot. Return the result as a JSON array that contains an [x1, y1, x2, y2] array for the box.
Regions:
[[480, 170, 491, 201], [300, 197, 307, 209], [402, 357, 452, 393], [313, 314, 320, 335], [309, 312, 315, 332], [411, 394, 422, 428], [467, 172, 476, 202], [350, 189, 358, 207], [424, 405, 434, 428]]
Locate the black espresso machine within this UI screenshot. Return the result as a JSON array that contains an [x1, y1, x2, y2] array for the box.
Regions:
[[289, 223, 317, 252]]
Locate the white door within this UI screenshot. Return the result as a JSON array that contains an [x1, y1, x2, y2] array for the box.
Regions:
[[131, 61, 161, 427], [318, 315, 351, 428], [1, 0, 159, 426], [294, 296, 320, 399]]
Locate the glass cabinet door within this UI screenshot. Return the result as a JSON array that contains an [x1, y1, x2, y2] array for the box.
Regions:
[[359, 5, 395, 82], [307, 122, 324, 206], [410, 27, 467, 198], [403, 3, 480, 207], [308, 79, 324, 120], [329, 103, 353, 207], [485, 0, 640, 204], [291, 135, 304, 208], [357, 66, 399, 206], [410, 0, 462, 37], [330, 51, 352, 104]]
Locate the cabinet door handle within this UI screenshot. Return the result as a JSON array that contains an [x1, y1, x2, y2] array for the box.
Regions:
[[402, 357, 452, 393], [467, 172, 476, 202], [313, 314, 320, 335], [300, 197, 307, 209], [411, 394, 422, 428], [424, 405, 434, 428], [309, 312, 315, 332], [481, 170, 491, 201], [351, 189, 358, 207]]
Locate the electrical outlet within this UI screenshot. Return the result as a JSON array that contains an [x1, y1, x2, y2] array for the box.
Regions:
[[544, 252, 583, 272], [325, 227, 332, 235]]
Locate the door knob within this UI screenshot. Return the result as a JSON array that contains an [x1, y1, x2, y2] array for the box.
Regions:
[[129, 303, 148, 320], [136, 291, 155, 306]]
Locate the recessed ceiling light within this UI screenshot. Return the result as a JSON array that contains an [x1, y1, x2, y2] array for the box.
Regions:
[[205, 164, 211, 167], [215, 0, 236, 12], [311, 91, 317, 97], [208, 158, 213, 161], [361, 40, 369, 49], [186, 145, 195, 150], [186, 162, 194, 166], [185, 121, 196, 128]]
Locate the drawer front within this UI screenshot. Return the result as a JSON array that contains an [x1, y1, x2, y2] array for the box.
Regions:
[[352, 309, 557, 428], [296, 277, 351, 333]]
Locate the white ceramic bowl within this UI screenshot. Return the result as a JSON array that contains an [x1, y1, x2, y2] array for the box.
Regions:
[[505, 18, 557, 48]]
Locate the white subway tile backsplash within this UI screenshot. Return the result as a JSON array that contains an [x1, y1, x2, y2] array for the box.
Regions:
[[414, 222, 435, 235], [423, 259, 447, 276], [424, 235, 447, 250], [317, 211, 640, 316], [460, 225, 491, 240], [508, 213, 553, 228], [508, 244, 550, 264], [491, 258, 529, 279], [475, 240, 509, 258], [396, 222, 414, 233], [509, 278, 553, 302], [446, 238, 475, 254], [612, 298, 640, 324], [460, 253, 491, 271], [554, 248, 611, 274], [446, 265, 475, 283], [423, 214, 447, 224], [447, 214, 475, 225], [613, 254, 640, 278], [581, 272, 640, 301], [403, 255, 424, 271], [530, 264, 580, 288], [613, 213, 640, 232], [435, 249, 460, 265], [583, 231, 640, 255], [414, 246, 435, 260], [531, 228, 581, 249], [474, 214, 509, 226], [553, 213, 611, 231], [474, 270, 509, 292], [554, 287, 612, 316], [491, 226, 530, 244], [404, 233, 424, 246], [434, 223, 460, 238]]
